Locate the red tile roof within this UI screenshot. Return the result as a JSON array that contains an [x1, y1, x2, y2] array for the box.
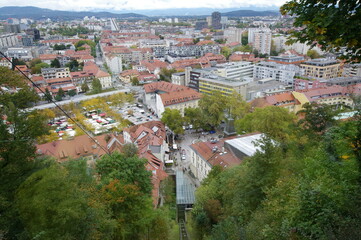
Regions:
[[160, 88, 201, 106], [36, 134, 124, 162], [143, 81, 187, 93]]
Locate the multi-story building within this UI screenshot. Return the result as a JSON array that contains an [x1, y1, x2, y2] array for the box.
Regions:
[[104, 54, 122, 74], [41, 67, 70, 80], [143, 81, 201, 117], [153, 45, 220, 59], [189, 133, 263, 182], [254, 61, 302, 86], [300, 58, 341, 79], [198, 75, 250, 98], [252, 84, 361, 113], [343, 63, 361, 77], [5, 47, 33, 61], [247, 78, 288, 101], [215, 61, 254, 80], [268, 55, 306, 65], [171, 72, 186, 86], [211, 12, 222, 30], [0, 33, 19, 48], [224, 27, 244, 44], [253, 30, 272, 55]]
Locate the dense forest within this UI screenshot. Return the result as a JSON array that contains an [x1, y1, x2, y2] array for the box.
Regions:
[[192, 101, 361, 239]]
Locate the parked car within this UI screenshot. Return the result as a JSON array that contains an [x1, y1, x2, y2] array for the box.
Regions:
[[181, 155, 186, 160]]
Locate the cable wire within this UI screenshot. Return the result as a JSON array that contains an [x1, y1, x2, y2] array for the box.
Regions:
[[0, 51, 111, 156]]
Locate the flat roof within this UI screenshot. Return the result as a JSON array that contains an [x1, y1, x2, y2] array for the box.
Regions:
[[176, 170, 195, 205], [225, 133, 264, 156]]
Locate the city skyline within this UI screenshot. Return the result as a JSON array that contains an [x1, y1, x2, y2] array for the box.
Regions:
[[0, 0, 286, 12]]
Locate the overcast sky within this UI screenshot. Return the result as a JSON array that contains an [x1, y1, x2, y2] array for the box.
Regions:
[[1, 0, 287, 11]]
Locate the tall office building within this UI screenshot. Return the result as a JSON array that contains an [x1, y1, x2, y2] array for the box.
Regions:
[[211, 12, 222, 30]]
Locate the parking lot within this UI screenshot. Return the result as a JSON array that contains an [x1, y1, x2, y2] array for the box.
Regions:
[[118, 103, 160, 125]]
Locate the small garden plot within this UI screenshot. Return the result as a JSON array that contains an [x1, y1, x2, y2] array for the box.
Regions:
[[48, 116, 76, 140], [84, 110, 120, 135]]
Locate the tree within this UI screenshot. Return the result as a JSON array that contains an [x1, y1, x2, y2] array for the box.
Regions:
[[31, 62, 49, 74], [159, 68, 177, 82], [241, 32, 248, 45], [253, 49, 259, 58], [43, 88, 53, 102], [131, 76, 139, 86], [281, 0, 361, 61], [161, 108, 184, 134], [199, 91, 228, 128], [81, 82, 89, 92], [56, 87, 65, 101], [91, 78, 102, 94], [11, 58, 26, 70], [16, 161, 116, 239], [193, 38, 200, 44], [66, 59, 80, 72], [232, 45, 252, 53], [122, 143, 139, 158], [221, 46, 231, 59], [226, 91, 250, 120], [306, 49, 321, 59], [235, 106, 297, 141], [96, 152, 154, 239], [0, 100, 49, 237], [50, 58, 61, 68], [298, 102, 337, 135], [0, 66, 40, 108], [184, 107, 204, 130], [67, 89, 76, 97]]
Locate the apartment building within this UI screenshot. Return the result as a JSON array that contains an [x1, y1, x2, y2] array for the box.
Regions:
[[300, 58, 341, 79], [343, 63, 361, 77], [224, 27, 244, 44], [41, 67, 70, 80], [253, 31, 272, 55], [251, 84, 361, 113], [104, 54, 122, 74], [254, 61, 302, 86], [0, 33, 19, 48]]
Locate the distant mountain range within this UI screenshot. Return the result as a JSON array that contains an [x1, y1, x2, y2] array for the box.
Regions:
[[0, 6, 280, 20], [0, 6, 146, 20]]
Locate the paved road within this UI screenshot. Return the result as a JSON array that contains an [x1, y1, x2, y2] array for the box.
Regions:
[[29, 89, 130, 110]]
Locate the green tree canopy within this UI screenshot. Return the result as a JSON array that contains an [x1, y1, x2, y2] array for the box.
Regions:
[[50, 58, 61, 68], [16, 160, 116, 240], [235, 106, 297, 141], [161, 108, 184, 134], [281, 0, 361, 61], [91, 78, 102, 94]]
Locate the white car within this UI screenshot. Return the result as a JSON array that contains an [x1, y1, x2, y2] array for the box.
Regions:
[[181, 155, 186, 160]]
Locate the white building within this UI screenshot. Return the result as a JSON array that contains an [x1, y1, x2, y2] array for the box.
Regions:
[[215, 61, 254, 80], [224, 27, 244, 44], [253, 61, 302, 85], [104, 54, 122, 74], [41, 67, 70, 80], [0, 33, 19, 48], [190, 133, 265, 182], [96, 70, 112, 89], [143, 81, 201, 117]]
